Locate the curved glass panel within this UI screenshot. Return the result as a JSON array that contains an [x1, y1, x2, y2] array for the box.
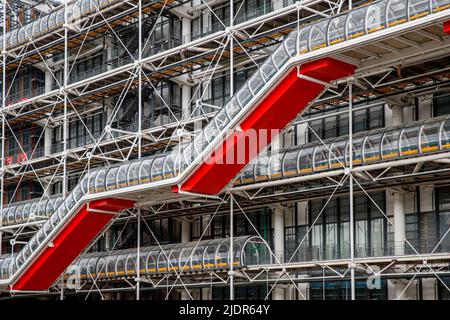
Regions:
[[117, 164, 130, 188], [94, 169, 106, 193], [431, 0, 450, 11], [366, 0, 388, 33], [88, 171, 98, 194], [248, 71, 266, 95], [125, 253, 136, 276], [441, 119, 450, 149], [298, 146, 314, 174], [381, 129, 400, 159], [351, 136, 365, 166], [297, 26, 312, 54], [128, 162, 140, 186], [387, 0, 408, 26], [237, 86, 253, 107], [309, 21, 328, 50], [421, 121, 440, 153], [105, 167, 119, 191], [32, 20, 41, 37], [17, 28, 26, 45], [162, 155, 176, 179], [283, 30, 298, 56], [400, 125, 420, 156], [282, 149, 298, 177], [146, 251, 158, 273], [150, 157, 164, 181], [272, 45, 290, 68], [313, 145, 329, 171], [363, 131, 383, 163], [81, 0, 92, 14], [346, 7, 367, 39], [56, 9, 65, 26], [40, 15, 50, 34], [138, 159, 152, 184], [90, 0, 100, 12], [259, 57, 277, 82], [48, 11, 58, 30], [409, 0, 431, 19], [255, 156, 270, 182], [328, 15, 346, 45]]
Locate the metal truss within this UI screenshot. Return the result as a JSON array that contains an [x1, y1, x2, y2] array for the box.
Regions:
[[1, 0, 450, 301]]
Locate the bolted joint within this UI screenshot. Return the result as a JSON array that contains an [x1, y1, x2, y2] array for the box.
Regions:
[[225, 27, 234, 36], [228, 270, 236, 276], [87, 152, 93, 159]]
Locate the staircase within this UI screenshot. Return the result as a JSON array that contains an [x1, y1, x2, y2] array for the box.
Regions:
[[120, 17, 157, 59]]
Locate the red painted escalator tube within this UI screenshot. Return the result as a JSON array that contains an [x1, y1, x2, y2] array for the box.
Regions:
[[176, 58, 355, 195], [12, 198, 135, 292]]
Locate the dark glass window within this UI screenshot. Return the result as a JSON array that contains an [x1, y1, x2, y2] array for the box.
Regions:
[[310, 280, 388, 300], [212, 285, 269, 300], [433, 95, 450, 117], [307, 104, 385, 143], [305, 192, 386, 261]]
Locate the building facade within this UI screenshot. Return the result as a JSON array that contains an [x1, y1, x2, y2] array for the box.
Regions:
[[0, 0, 450, 300]]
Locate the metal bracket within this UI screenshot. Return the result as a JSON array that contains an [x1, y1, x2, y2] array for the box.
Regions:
[[297, 66, 338, 89]]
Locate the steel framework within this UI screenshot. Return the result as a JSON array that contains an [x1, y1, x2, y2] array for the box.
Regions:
[[0, 0, 449, 300]]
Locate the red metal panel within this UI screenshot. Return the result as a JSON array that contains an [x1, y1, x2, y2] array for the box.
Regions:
[[444, 21, 450, 34], [177, 58, 355, 195], [12, 198, 134, 291]]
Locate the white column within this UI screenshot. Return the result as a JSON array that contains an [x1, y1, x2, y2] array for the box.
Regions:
[[201, 287, 211, 300], [393, 191, 405, 256], [45, 69, 53, 93], [44, 127, 52, 156], [391, 105, 404, 126], [273, 286, 285, 300], [181, 220, 190, 243], [180, 219, 190, 300], [272, 0, 284, 10], [105, 36, 114, 72], [273, 207, 285, 262], [182, 17, 192, 121], [421, 279, 436, 300], [272, 206, 285, 300]]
